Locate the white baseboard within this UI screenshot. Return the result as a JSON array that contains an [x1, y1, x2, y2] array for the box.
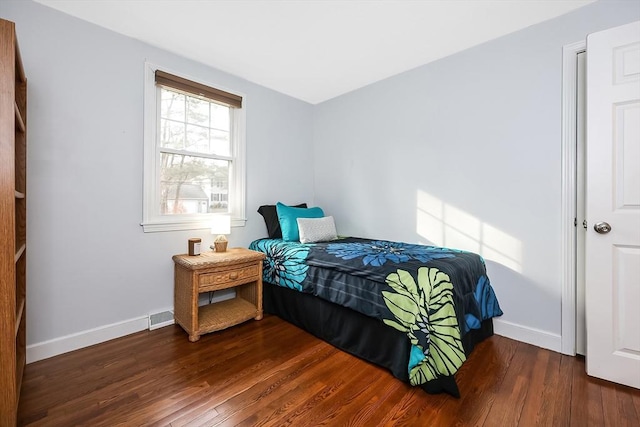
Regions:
[[493, 319, 562, 353], [25, 313, 562, 364], [26, 293, 235, 364], [26, 316, 149, 364]]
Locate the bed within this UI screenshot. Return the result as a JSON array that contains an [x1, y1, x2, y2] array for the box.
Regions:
[[250, 204, 503, 396]]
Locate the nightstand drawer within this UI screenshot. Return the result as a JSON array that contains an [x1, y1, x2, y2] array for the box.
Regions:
[[199, 264, 260, 289]]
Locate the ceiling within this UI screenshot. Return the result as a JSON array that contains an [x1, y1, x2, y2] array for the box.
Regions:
[[33, 0, 596, 104]]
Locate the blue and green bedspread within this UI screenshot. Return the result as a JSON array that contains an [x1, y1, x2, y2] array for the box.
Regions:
[[249, 237, 503, 387]]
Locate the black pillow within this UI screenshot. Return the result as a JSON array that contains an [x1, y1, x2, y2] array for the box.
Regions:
[[258, 203, 307, 239]]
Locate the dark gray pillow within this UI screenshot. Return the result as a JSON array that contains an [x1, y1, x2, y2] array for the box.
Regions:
[[257, 203, 307, 239]]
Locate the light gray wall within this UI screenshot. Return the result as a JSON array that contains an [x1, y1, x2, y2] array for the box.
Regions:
[[313, 0, 639, 339], [2, 1, 314, 345]]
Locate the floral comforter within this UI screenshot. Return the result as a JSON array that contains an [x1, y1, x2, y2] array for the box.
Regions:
[[249, 237, 503, 387]]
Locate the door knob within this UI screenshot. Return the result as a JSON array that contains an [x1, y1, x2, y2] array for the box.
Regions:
[[593, 221, 612, 234]]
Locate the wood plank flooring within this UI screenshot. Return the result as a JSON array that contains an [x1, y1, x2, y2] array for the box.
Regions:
[[17, 315, 640, 426]]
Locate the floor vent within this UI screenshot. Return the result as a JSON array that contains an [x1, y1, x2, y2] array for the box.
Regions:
[[149, 310, 174, 330]]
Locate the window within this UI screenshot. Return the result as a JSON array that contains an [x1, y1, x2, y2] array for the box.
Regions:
[[143, 63, 246, 232]]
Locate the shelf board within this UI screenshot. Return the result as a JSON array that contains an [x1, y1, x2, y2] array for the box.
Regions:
[[14, 102, 25, 133], [14, 244, 25, 263], [198, 297, 258, 334], [15, 298, 25, 337]]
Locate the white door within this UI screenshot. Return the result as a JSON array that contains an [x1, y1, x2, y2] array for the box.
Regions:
[[586, 20, 640, 389]]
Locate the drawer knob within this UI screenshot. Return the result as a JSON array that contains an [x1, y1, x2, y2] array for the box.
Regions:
[[229, 272, 238, 279]]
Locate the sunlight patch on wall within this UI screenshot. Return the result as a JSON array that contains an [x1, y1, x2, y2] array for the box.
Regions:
[[416, 189, 522, 272], [416, 191, 445, 246]]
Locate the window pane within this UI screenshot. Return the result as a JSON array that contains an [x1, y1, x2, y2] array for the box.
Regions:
[[159, 88, 231, 156], [211, 129, 230, 156], [160, 153, 229, 215], [185, 124, 210, 154], [160, 119, 185, 149], [187, 96, 210, 126], [211, 103, 230, 131], [160, 90, 185, 121]]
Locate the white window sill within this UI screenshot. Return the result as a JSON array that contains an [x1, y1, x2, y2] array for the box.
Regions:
[[141, 218, 246, 233]]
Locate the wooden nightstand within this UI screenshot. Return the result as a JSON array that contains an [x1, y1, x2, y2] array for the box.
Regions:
[[172, 248, 266, 342]]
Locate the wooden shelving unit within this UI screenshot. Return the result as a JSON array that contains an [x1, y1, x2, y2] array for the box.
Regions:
[[1, 18, 27, 425]]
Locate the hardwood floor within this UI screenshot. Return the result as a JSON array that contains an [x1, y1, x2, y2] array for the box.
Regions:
[[17, 315, 640, 426]]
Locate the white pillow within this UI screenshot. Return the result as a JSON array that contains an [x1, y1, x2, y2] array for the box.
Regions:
[[297, 216, 338, 243]]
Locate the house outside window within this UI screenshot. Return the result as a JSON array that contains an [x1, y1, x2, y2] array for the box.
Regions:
[[142, 63, 246, 232]]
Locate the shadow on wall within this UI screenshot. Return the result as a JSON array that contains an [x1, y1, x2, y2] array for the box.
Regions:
[[416, 189, 523, 273]]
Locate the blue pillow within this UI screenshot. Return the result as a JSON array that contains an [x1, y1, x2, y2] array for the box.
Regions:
[[276, 202, 324, 241]]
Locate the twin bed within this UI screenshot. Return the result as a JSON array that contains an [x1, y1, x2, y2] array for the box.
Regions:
[[249, 204, 503, 396]]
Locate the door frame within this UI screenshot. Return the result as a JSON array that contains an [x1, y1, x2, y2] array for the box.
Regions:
[[561, 39, 586, 356]]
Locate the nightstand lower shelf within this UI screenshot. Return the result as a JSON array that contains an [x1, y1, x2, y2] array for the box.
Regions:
[[197, 297, 260, 336]]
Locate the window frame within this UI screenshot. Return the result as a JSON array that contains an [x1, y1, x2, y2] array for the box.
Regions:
[[142, 62, 246, 232]]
